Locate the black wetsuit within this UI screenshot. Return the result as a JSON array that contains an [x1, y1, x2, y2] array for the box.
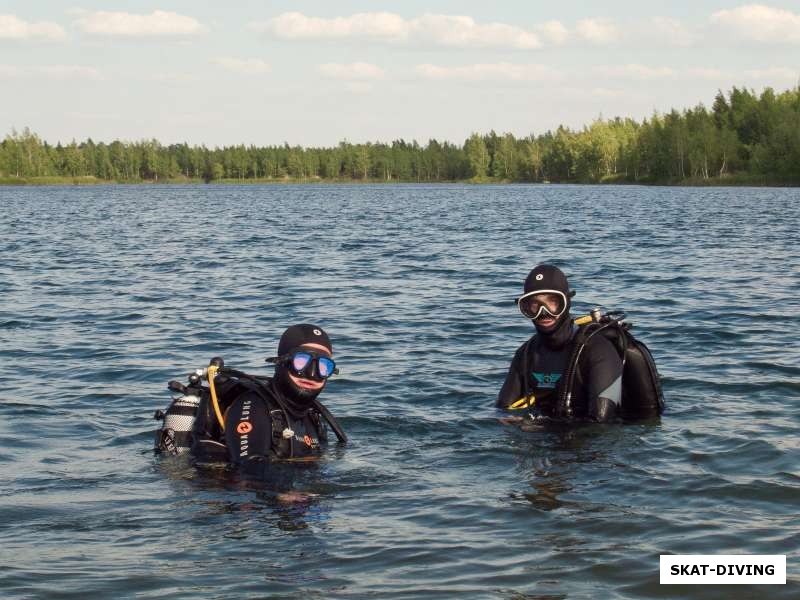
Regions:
[[224, 383, 325, 463], [191, 377, 326, 463], [497, 321, 623, 421]]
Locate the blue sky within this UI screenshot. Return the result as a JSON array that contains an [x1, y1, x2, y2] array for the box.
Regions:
[[2, 1, 798, 147]]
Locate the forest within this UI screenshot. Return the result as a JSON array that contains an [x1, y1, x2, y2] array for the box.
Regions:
[[1, 85, 798, 185]]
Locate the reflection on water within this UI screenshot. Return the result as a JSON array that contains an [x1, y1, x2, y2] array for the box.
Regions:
[[155, 455, 331, 533], [504, 419, 630, 512], [521, 478, 571, 512], [506, 595, 568, 600]]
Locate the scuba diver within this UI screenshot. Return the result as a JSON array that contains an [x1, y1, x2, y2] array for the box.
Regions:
[[155, 324, 347, 464], [498, 264, 623, 422]]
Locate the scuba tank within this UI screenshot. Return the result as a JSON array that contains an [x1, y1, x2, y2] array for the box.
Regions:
[[154, 378, 202, 455], [559, 309, 665, 420], [154, 357, 225, 455]]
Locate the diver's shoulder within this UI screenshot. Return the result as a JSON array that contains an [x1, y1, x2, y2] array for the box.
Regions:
[[513, 335, 537, 356], [580, 327, 622, 358]]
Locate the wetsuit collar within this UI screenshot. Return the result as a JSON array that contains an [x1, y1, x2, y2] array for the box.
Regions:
[[271, 375, 315, 418], [538, 315, 575, 350]]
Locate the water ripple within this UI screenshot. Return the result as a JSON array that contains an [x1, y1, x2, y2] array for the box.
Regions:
[[0, 184, 798, 599]]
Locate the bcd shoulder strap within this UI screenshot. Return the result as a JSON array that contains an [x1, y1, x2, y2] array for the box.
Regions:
[[233, 377, 294, 458], [556, 321, 616, 418], [312, 398, 347, 443], [308, 409, 328, 443]]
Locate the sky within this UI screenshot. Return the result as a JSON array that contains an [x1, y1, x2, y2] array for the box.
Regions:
[[1, 1, 799, 147]]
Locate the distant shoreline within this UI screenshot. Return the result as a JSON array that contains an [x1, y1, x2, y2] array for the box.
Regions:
[[4, 85, 800, 188], [1, 175, 797, 187]]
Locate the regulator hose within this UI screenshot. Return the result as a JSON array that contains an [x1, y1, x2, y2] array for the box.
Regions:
[[207, 364, 226, 431]]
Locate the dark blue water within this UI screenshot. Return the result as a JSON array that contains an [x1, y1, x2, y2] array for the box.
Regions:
[[1, 184, 798, 599]]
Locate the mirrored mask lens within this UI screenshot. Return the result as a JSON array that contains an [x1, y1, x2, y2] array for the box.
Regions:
[[318, 357, 335, 378], [292, 352, 312, 372]]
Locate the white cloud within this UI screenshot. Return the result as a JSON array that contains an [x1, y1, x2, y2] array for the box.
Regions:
[[593, 64, 789, 83], [150, 73, 199, 83], [536, 20, 569, 45], [646, 16, 695, 47], [39, 65, 101, 80], [415, 62, 560, 82], [0, 64, 101, 80], [212, 57, 272, 74], [0, 14, 66, 41], [595, 64, 675, 80], [411, 14, 541, 49], [253, 11, 406, 40], [685, 68, 728, 80], [589, 87, 625, 98], [572, 16, 698, 48], [319, 62, 385, 80], [743, 67, 799, 81], [249, 11, 712, 50], [595, 64, 730, 81], [65, 111, 121, 121], [710, 4, 800, 43], [251, 11, 546, 49], [575, 18, 620, 45], [344, 82, 375, 94], [73, 10, 206, 37]]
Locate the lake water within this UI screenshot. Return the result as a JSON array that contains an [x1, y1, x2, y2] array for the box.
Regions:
[[1, 184, 798, 599]]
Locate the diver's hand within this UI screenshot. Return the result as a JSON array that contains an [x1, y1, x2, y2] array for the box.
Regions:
[[591, 397, 618, 422]]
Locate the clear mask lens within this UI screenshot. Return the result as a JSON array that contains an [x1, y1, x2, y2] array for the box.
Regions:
[[517, 292, 566, 320]]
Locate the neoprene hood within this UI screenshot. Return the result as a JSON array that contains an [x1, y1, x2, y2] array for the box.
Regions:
[[523, 264, 572, 298], [278, 324, 332, 355]]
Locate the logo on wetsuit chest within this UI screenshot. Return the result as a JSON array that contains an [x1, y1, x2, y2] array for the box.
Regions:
[[533, 372, 562, 389]]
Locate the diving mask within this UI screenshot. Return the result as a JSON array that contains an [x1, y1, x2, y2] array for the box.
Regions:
[[267, 350, 338, 381], [515, 290, 568, 321]]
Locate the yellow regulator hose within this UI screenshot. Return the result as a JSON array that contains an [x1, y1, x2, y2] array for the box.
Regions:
[[206, 364, 225, 431]]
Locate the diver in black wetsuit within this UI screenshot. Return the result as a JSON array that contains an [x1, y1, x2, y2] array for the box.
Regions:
[[497, 265, 622, 422], [192, 324, 346, 464]]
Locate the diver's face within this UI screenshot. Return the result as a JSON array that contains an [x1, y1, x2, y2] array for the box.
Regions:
[[532, 293, 562, 329], [288, 343, 332, 392]]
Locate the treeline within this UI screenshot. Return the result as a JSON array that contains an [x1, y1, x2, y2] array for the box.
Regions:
[[2, 85, 799, 184]]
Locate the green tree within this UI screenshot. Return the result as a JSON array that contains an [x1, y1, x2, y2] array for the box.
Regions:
[[464, 133, 489, 179], [492, 133, 517, 179]]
